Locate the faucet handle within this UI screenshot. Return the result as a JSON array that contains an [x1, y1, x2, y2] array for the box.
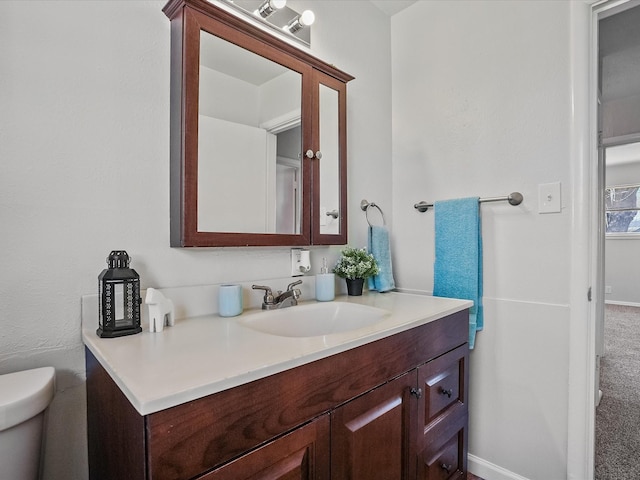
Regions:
[[252, 285, 274, 304], [287, 280, 303, 291]]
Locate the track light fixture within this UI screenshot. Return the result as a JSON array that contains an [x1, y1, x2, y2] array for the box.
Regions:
[[255, 0, 286, 19], [284, 9, 315, 33], [224, 0, 314, 45]]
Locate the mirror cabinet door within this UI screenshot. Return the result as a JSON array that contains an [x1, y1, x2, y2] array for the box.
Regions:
[[197, 30, 304, 236], [313, 72, 347, 245], [165, 0, 352, 247], [177, 7, 313, 246]]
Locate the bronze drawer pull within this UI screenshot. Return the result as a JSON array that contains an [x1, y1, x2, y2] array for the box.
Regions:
[[410, 387, 423, 399], [441, 463, 452, 473], [440, 387, 453, 398]]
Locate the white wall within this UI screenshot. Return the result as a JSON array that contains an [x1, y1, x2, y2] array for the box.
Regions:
[[604, 161, 640, 305], [199, 65, 261, 124], [0, 1, 391, 478], [391, 2, 572, 479], [198, 116, 274, 232]]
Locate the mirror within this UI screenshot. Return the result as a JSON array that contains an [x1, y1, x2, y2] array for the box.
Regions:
[[197, 30, 303, 234], [318, 83, 340, 235], [164, 0, 353, 247]]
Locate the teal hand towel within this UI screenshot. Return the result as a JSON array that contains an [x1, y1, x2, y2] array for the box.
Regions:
[[433, 197, 483, 349], [367, 225, 396, 293]]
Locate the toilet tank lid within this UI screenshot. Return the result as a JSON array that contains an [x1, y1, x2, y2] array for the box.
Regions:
[[0, 367, 55, 432]]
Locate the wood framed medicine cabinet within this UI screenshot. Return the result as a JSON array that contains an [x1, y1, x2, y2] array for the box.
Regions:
[[163, 0, 354, 247]]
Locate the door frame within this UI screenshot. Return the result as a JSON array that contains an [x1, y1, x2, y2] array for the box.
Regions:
[[568, 1, 636, 479]]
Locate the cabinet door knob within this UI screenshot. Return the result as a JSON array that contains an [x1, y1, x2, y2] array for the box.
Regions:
[[440, 387, 453, 398], [304, 150, 323, 160], [410, 387, 423, 399], [440, 463, 452, 473]]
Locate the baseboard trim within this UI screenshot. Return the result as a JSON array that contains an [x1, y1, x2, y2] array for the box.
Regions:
[[468, 454, 530, 480], [605, 300, 640, 308]]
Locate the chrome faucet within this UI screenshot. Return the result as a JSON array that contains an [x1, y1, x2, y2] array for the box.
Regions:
[[252, 280, 302, 310]]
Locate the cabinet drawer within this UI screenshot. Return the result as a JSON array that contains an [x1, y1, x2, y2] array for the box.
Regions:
[[425, 363, 460, 421], [420, 345, 467, 425], [420, 426, 466, 480]]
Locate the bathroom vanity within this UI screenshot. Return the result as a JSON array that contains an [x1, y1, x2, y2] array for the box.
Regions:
[[84, 292, 471, 480]]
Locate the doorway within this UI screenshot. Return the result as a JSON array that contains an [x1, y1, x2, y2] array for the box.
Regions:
[[595, 2, 640, 478]]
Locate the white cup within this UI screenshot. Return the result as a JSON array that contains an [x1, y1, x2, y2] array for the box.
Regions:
[[218, 284, 243, 317]]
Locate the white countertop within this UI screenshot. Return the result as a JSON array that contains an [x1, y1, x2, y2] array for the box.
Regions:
[[82, 291, 471, 415]]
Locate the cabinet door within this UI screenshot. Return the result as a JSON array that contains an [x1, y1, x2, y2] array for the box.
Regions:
[[310, 70, 348, 245], [200, 415, 330, 480], [416, 344, 469, 480], [331, 371, 415, 480]]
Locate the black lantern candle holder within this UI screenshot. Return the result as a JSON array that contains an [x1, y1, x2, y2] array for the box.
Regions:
[[98, 250, 142, 338]]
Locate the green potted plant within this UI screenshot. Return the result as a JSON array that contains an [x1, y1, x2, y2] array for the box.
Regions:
[[333, 246, 379, 296]]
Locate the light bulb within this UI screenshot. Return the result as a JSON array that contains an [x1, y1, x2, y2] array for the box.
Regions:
[[299, 10, 315, 27], [255, 0, 286, 18], [285, 10, 315, 33]]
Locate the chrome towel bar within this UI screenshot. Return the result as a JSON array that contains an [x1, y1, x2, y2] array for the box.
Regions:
[[414, 192, 523, 213]]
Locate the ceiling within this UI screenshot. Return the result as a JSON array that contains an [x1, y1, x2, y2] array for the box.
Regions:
[[200, 30, 289, 86], [369, 0, 417, 17]]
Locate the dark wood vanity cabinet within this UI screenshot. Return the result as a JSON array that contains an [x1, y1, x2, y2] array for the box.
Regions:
[[86, 310, 469, 480], [331, 344, 468, 480]]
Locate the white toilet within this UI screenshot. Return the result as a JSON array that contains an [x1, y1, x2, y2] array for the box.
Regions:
[[0, 367, 55, 480]]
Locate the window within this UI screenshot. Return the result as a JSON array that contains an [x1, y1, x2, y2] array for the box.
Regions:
[[605, 184, 640, 234]]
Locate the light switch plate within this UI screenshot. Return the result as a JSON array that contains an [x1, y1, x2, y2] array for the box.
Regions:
[[538, 182, 561, 214]]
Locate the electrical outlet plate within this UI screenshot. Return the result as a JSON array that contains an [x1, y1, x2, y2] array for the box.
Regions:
[[291, 248, 302, 276], [291, 248, 310, 276]]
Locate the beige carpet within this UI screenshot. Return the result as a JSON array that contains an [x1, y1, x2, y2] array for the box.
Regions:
[[595, 304, 640, 479]]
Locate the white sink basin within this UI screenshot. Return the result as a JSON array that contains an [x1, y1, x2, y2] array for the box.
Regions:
[[238, 302, 391, 337]]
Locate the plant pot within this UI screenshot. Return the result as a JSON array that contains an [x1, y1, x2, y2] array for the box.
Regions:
[[346, 278, 365, 296]]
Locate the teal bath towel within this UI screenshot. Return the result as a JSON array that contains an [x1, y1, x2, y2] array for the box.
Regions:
[[367, 225, 396, 293], [433, 197, 483, 349]]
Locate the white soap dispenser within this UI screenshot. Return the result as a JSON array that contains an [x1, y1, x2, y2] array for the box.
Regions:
[[316, 258, 335, 302]]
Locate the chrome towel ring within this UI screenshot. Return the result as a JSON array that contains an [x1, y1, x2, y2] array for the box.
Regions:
[[360, 199, 386, 226]]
